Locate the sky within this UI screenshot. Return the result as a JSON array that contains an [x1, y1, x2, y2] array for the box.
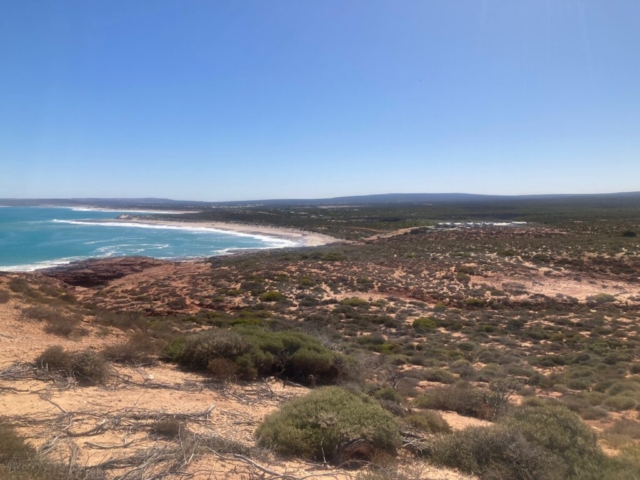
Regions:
[[1, 1, 639, 201]]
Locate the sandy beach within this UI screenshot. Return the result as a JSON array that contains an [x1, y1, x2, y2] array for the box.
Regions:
[[94, 217, 340, 247]]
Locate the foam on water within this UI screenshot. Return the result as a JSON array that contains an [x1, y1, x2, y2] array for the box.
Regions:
[[51, 219, 297, 247], [0, 207, 297, 271]]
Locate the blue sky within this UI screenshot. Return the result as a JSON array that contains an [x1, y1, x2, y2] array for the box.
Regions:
[[1, 1, 638, 200]]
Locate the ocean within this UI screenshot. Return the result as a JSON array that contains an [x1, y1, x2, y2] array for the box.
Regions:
[[0, 207, 294, 272]]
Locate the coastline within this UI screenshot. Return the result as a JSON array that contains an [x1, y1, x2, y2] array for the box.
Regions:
[[86, 218, 340, 248], [0, 217, 341, 273]]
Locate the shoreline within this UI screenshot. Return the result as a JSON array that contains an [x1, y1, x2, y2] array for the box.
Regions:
[[0, 216, 342, 273], [75, 218, 340, 248]]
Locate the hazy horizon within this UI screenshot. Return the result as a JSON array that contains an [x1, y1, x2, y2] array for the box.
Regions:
[[2, 1, 639, 200], [3, 190, 640, 205]]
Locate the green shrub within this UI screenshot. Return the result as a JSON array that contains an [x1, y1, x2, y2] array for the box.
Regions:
[[35, 346, 71, 372], [466, 298, 485, 307], [587, 293, 616, 304], [423, 368, 456, 384], [341, 297, 369, 307], [502, 405, 599, 475], [172, 327, 347, 385], [578, 406, 608, 421], [622, 230, 637, 238], [412, 317, 437, 333], [405, 410, 450, 434], [291, 348, 334, 375], [434, 302, 446, 312], [176, 330, 251, 371], [429, 425, 562, 480], [259, 291, 286, 302], [374, 387, 403, 403], [456, 272, 471, 283], [414, 384, 493, 420], [162, 336, 186, 361], [379, 343, 401, 355], [603, 395, 637, 411], [36, 346, 109, 385], [70, 350, 109, 385], [256, 387, 399, 461], [566, 378, 591, 390]]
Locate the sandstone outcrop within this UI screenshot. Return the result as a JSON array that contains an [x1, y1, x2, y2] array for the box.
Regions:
[[41, 256, 168, 287]]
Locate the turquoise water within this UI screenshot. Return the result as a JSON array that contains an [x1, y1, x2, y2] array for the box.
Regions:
[[0, 207, 293, 271]]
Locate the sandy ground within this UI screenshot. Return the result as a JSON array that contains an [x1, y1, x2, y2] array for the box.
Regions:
[[92, 218, 341, 248], [0, 292, 473, 480], [470, 266, 640, 303]]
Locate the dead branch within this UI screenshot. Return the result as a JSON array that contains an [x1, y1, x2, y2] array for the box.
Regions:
[[205, 447, 341, 480]]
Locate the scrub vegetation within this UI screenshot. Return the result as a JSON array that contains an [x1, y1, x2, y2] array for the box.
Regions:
[[1, 197, 640, 478]]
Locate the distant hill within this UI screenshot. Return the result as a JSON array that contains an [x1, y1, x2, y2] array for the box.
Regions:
[[2, 192, 640, 209]]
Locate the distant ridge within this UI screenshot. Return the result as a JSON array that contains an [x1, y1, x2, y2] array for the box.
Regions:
[[1, 191, 640, 209]]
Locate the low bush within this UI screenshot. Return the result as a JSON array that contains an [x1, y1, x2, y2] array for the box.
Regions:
[[414, 383, 493, 420], [429, 425, 563, 480], [102, 333, 159, 365], [374, 387, 403, 403], [603, 395, 637, 411], [405, 410, 450, 434], [36, 346, 72, 372], [422, 368, 456, 384], [341, 297, 369, 307], [175, 330, 251, 371], [169, 327, 349, 385], [259, 291, 286, 302], [69, 350, 109, 385], [587, 293, 616, 304], [466, 298, 485, 307], [412, 317, 437, 333], [36, 347, 109, 385], [256, 387, 399, 461], [502, 405, 599, 476], [427, 402, 640, 480], [21, 306, 82, 337]]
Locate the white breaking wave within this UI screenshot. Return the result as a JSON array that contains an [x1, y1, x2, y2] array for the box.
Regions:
[[51, 219, 297, 247], [0, 256, 85, 272]]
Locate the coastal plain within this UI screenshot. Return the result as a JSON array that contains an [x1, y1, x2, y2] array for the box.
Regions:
[[1, 197, 640, 479]]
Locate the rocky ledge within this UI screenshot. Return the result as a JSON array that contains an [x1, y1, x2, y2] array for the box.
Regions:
[[41, 256, 168, 288]]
